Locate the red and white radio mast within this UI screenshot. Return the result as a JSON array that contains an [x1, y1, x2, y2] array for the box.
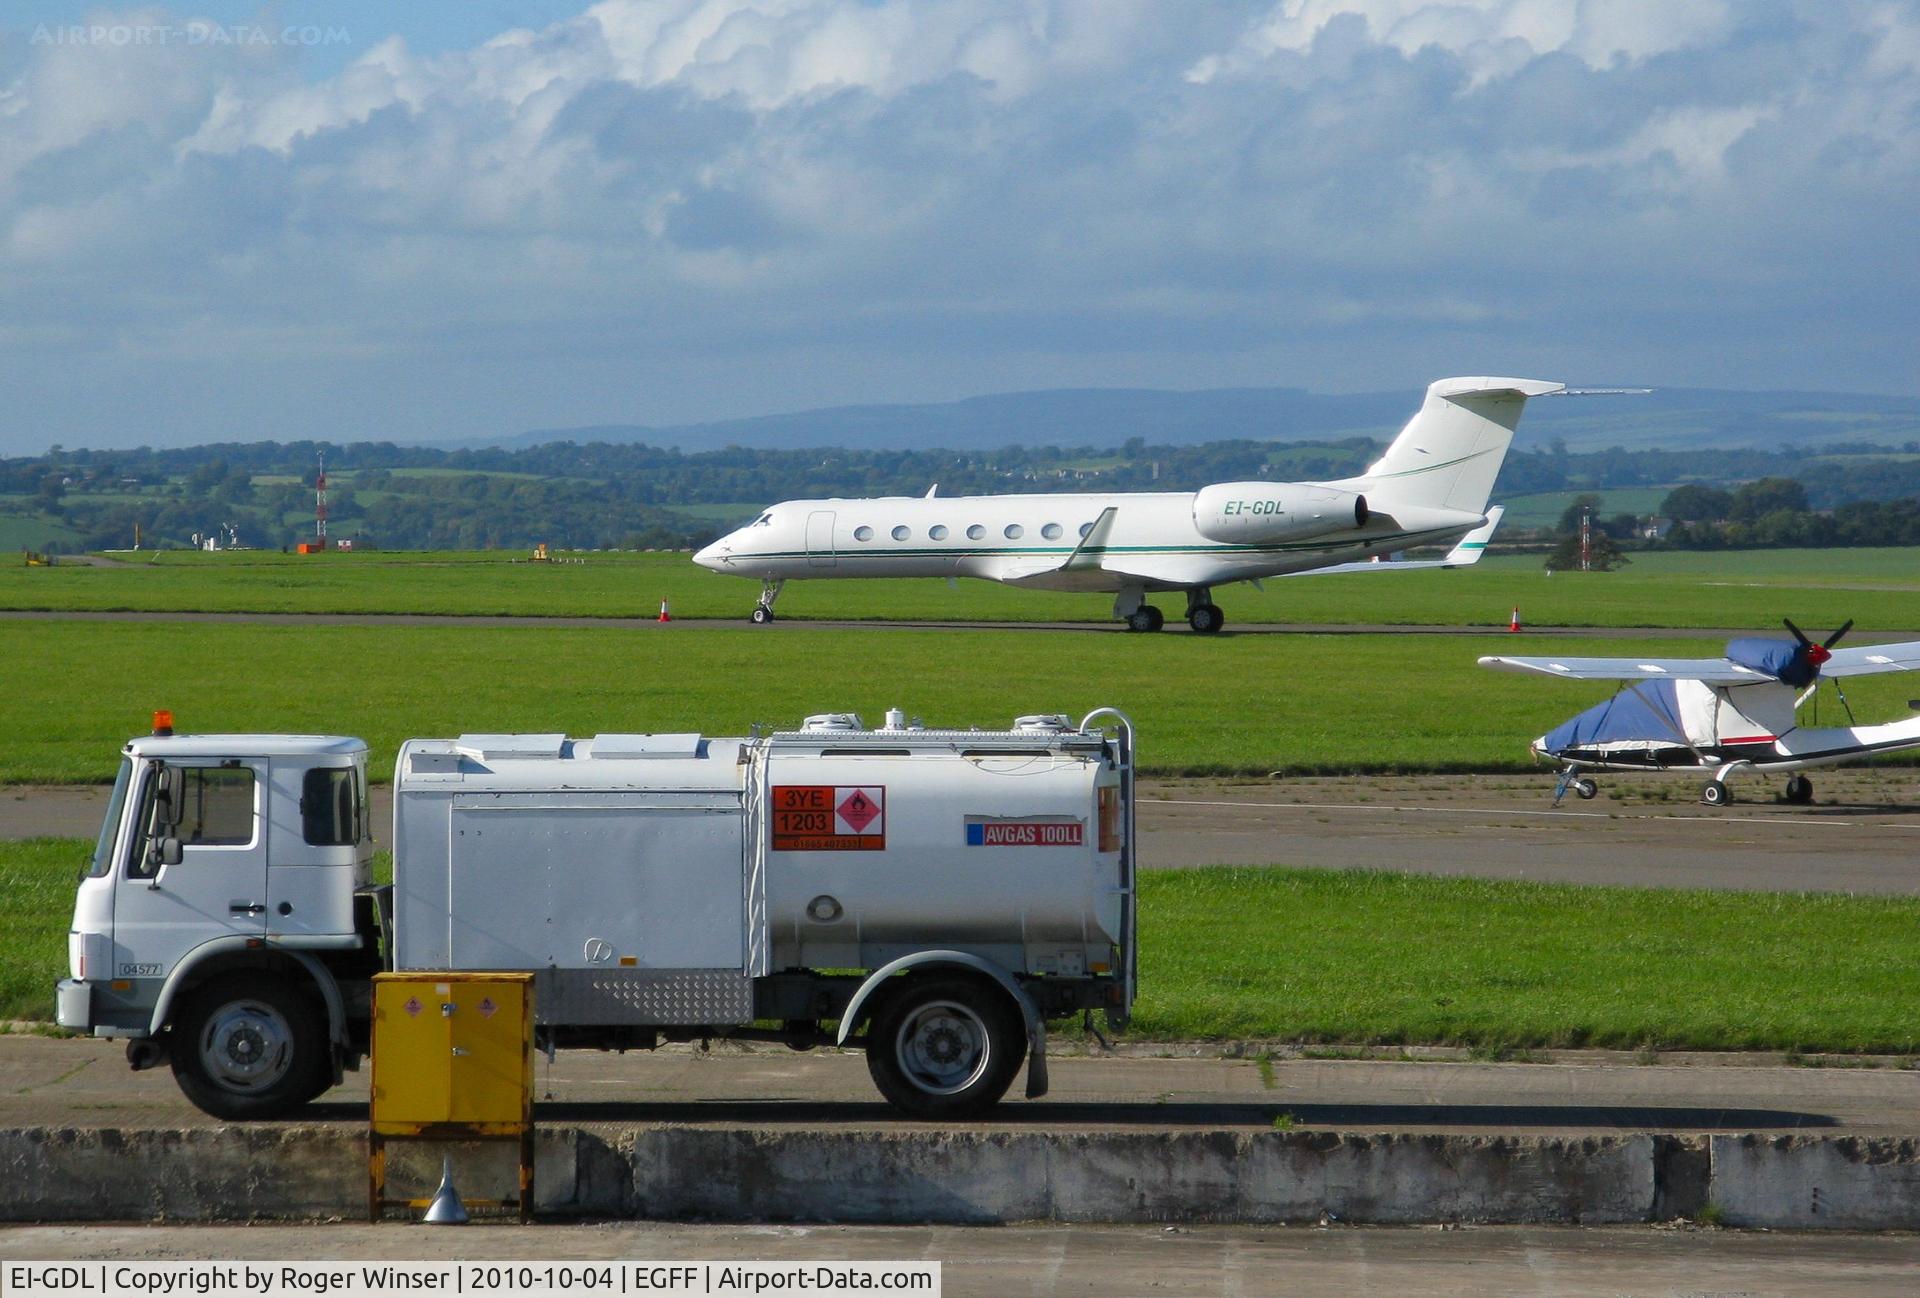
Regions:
[[315, 452, 329, 548]]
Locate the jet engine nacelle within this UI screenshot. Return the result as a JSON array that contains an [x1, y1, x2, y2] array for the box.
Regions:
[[1192, 483, 1369, 544]]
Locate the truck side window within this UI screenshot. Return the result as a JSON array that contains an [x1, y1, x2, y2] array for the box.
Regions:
[[179, 768, 256, 846], [302, 767, 361, 846]]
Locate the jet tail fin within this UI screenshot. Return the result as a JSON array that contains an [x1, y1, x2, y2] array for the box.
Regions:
[[1346, 378, 1562, 515]]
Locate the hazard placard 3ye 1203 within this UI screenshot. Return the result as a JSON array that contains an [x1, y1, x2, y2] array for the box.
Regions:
[[771, 785, 886, 851]]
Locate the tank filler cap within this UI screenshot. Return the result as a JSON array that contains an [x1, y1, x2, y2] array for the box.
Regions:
[[882, 707, 907, 730], [802, 713, 865, 732], [1013, 714, 1073, 733]]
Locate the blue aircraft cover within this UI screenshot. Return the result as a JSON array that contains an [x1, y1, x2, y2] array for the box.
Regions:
[[1724, 637, 1813, 686], [1541, 680, 1685, 754]]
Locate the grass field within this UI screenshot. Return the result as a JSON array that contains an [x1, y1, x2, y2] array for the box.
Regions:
[[5, 842, 1913, 1052], [1133, 868, 1920, 1051], [5, 547, 1920, 628], [0, 839, 83, 1021], [11, 619, 1920, 784]]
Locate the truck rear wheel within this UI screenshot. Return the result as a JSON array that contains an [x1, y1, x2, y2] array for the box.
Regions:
[[865, 977, 1025, 1119], [170, 975, 330, 1120]]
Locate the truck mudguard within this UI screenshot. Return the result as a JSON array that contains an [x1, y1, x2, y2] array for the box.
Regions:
[[149, 937, 353, 1073], [835, 949, 1049, 1099]]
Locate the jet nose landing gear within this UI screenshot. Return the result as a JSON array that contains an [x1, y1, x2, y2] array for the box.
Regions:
[[750, 578, 785, 624]]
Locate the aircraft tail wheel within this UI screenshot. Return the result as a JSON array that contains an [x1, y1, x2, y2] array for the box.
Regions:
[[1574, 778, 1598, 800], [1188, 603, 1224, 634], [1785, 775, 1813, 804], [750, 605, 774, 625], [1700, 780, 1729, 807]]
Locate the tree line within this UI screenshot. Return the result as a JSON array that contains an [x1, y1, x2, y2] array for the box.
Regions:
[[8, 435, 1920, 553]]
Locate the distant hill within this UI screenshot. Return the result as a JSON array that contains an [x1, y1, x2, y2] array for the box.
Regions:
[[481, 386, 1920, 454]]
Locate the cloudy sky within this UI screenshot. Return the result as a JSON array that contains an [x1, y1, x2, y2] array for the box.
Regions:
[[1, 1, 1915, 454]]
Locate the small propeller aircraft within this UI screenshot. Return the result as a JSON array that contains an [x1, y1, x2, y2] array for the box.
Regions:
[[1479, 620, 1920, 806]]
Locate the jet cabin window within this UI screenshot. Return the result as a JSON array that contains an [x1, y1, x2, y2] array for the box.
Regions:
[[929, 525, 949, 540], [891, 526, 910, 541], [1004, 524, 1024, 540], [853, 526, 874, 542], [1042, 523, 1063, 540], [966, 524, 985, 540]]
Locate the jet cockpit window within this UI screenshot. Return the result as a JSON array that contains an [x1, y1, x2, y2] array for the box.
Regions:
[[751, 513, 773, 527]]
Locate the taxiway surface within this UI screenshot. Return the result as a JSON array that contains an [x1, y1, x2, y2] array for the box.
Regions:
[[8, 772, 1916, 893]]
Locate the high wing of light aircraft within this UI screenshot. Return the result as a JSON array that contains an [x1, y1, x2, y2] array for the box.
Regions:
[[694, 377, 1560, 632], [1480, 620, 1920, 806]]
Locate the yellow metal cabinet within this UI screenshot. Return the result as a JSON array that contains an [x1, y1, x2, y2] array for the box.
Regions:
[[368, 972, 533, 1221], [371, 972, 532, 1127]]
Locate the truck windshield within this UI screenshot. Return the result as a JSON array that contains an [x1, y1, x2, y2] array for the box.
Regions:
[[87, 759, 132, 878]]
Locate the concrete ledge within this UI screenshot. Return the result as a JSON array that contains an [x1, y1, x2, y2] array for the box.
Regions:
[[1710, 1135, 1920, 1230], [0, 1127, 1916, 1227]]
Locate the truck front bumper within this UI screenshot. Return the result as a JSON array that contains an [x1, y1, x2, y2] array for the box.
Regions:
[[55, 978, 90, 1031]]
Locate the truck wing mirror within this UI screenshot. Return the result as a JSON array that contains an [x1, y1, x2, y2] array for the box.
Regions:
[[147, 837, 183, 888]]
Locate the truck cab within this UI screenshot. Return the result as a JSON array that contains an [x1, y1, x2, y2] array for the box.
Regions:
[[58, 720, 378, 1118]]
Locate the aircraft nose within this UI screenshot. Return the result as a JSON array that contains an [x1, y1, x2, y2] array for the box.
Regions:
[[693, 539, 732, 570]]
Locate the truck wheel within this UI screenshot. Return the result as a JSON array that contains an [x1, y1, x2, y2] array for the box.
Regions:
[[865, 977, 1025, 1119], [170, 975, 330, 1120]]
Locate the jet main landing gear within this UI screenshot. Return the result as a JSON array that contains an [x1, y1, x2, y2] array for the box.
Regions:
[[1185, 588, 1225, 635], [1126, 606, 1164, 633]]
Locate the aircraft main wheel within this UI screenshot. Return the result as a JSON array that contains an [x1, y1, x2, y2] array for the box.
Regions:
[[1127, 606, 1164, 633], [865, 977, 1025, 1120], [1700, 780, 1730, 807], [1574, 778, 1598, 800], [1785, 775, 1813, 804], [1188, 603, 1225, 634], [169, 975, 330, 1121], [750, 605, 774, 625]]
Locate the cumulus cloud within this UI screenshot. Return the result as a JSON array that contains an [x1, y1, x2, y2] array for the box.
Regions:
[[0, 1, 1915, 450]]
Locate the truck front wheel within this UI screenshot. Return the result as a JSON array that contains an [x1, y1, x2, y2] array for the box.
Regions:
[[170, 975, 330, 1120], [865, 977, 1025, 1119]]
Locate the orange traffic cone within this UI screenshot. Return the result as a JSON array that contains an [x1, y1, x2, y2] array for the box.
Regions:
[[658, 599, 672, 623], [1509, 606, 1522, 633]]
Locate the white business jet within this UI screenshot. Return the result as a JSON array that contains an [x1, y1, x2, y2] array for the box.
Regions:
[[693, 376, 1559, 632]]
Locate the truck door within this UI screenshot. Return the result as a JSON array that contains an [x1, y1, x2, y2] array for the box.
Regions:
[[111, 759, 270, 981], [806, 510, 837, 568]]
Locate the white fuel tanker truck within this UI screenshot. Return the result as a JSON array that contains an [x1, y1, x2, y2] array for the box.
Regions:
[[57, 708, 1136, 1120]]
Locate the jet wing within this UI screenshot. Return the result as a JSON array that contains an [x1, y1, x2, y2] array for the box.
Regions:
[[1477, 654, 1773, 684], [1820, 639, 1920, 677], [1285, 506, 1504, 576]]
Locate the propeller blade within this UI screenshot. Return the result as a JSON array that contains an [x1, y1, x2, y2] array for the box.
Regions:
[[1824, 619, 1854, 649], [1782, 617, 1812, 647]]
